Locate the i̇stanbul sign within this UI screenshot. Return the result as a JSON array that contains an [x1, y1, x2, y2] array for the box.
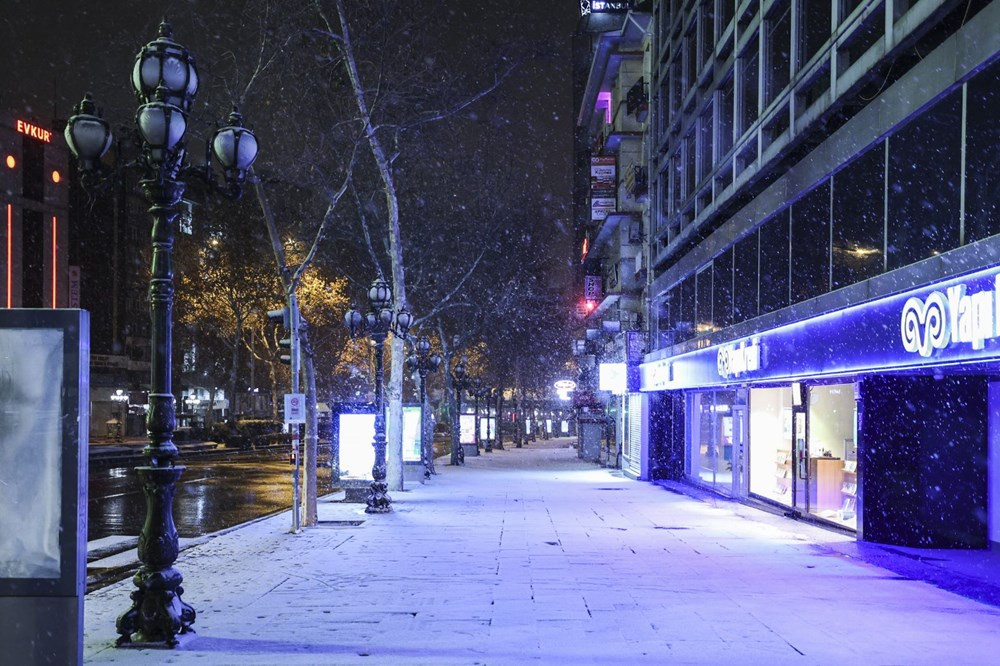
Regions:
[[640, 265, 1000, 391]]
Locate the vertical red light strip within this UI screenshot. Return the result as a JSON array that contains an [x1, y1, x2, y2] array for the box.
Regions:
[[52, 215, 57, 308], [5, 204, 11, 308]]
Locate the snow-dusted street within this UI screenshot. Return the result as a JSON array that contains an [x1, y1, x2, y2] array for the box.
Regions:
[[83, 438, 1000, 665]]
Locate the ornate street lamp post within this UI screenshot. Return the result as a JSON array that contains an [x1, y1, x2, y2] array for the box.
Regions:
[[493, 388, 505, 450], [64, 21, 258, 647], [110, 389, 130, 441], [451, 358, 470, 465], [471, 383, 486, 452], [344, 278, 412, 513], [407, 335, 441, 478]]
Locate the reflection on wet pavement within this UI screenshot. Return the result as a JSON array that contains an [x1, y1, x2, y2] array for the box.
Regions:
[[88, 449, 332, 540]]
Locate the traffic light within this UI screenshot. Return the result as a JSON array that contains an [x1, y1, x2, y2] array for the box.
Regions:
[[267, 306, 294, 365], [267, 307, 291, 330], [278, 335, 292, 365]]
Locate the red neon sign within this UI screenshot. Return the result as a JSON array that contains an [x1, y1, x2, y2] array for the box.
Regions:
[[52, 216, 58, 308], [16, 119, 52, 143], [6, 204, 11, 308]]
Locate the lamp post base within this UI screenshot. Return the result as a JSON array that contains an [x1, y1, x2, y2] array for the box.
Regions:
[[115, 466, 195, 648], [365, 480, 392, 513]]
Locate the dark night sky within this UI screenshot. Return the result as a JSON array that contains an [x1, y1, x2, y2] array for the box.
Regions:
[[2, 0, 581, 276]]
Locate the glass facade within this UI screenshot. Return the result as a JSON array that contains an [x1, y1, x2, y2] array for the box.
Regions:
[[686, 390, 738, 494], [659, 55, 1000, 346], [747, 383, 856, 528], [748, 386, 794, 506]]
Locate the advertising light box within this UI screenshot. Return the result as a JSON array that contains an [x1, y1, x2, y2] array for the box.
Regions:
[[402, 405, 422, 462], [599, 362, 627, 394], [460, 414, 476, 444], [338, 413, 375, 481]]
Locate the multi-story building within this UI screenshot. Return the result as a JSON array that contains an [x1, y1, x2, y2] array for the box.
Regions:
[[67, 133, 152, 437], [573, 2, 653, 472], [638, 0, 1000, 548], [2, 109, 154, 437], [0, 113, 69, 311]]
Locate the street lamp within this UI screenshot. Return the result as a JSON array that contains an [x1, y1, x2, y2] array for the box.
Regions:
[[64, 20, 258, 648], [343, 278, 412, 513], [407, 335, 441, 478], [111, 389, 130, 441], [450, 358, 470, 465], [471, 384, 492, 453]]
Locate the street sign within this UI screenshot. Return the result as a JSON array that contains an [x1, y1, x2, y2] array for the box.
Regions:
[[284, 393, 306, 424]]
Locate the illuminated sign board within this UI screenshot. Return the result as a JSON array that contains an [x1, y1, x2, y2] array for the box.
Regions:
[[338, 413, 375, 480], [599, 362, 626, 394], [402, 405, 422, 462], [900, 276, 1000, 357], [717, 338, 761, 378], [16, 119, 52, 143], [554, 379, 577, 401], [460, 414, 476, 444], [640, 265, 1000, 391], [581, 0, 633, 15]]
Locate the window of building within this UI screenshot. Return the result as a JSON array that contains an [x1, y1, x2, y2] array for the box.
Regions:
[[717, 0, 736, 39], [21, 136, 44, 202], [670, 149, 683, 216], [799, 0, 831, 67], [837, 3, 885, 76], [713, 246, 734, 329], [699, 2, 715, 70], [698, 103, 714, 183], [655, 294, 672, 347], [965, 60, 1000, 244], [687, 390, 738, 494], [718, 72, 735, 158], [764, 1, 791, 105], [749, 386, 793, 506], [832, 144, 884, 289], [678, 274, 696, 341], [671, 56, 683, 117], [685, 27, 698, 98], [695, 263, 713, 333], [841, 0, 865, 19], [791, 181, 831, 304], [739, 45, 760, 134], [684, 130, 696, 201], [738, 1, 758, 35], [733, 229, 759, 323], [759, 210, 790, 314], [886, 89, 961, 271]]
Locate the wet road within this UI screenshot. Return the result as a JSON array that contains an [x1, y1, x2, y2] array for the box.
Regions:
[[88, 449, 332, 541]]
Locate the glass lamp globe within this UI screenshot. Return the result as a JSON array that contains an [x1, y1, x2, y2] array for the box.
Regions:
[[65, 93, 113, 170], [132, 20, 199, 110]]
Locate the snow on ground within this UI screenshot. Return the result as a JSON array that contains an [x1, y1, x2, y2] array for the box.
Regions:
[[84, 437, 1000, 665]]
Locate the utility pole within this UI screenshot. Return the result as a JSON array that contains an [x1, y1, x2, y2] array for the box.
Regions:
[[269, 296, 302, 532]]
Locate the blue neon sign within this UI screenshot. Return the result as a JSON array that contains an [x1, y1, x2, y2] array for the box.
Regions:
[[641, 265, 1000, 391]]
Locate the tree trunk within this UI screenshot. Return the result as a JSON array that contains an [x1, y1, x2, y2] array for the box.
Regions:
[[300, 320, 319, 527], [386, 336, 404, 491], [336, 0, 408, 493], [269, 362, 279, 420], [228, 321, 242, 421]]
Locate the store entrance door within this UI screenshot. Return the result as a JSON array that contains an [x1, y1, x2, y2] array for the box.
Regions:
[[730, 401, 748, 497], [791, 389, 809, 513]]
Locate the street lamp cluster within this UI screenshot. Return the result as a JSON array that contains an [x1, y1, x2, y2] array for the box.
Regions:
[[64, 20, 258, 648], [344, 278, 412, 513]]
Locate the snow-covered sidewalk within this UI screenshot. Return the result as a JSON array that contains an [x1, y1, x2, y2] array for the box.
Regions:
[[84, 437, 1000, 664]]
